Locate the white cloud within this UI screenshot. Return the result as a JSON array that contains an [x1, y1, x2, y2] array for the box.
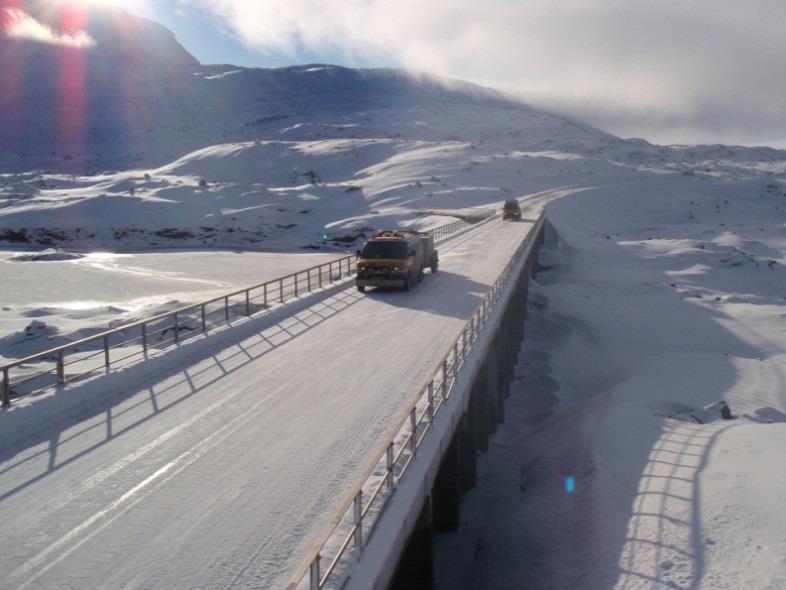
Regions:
[[2, 7, 96, 49], [190, 0, 786, 146]]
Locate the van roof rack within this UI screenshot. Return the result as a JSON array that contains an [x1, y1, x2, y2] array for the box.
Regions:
[[372, 230, 412, 239]]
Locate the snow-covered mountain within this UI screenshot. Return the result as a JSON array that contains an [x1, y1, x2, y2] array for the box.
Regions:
[[0, 1, 609, 172], [0, 1, 784, 254]]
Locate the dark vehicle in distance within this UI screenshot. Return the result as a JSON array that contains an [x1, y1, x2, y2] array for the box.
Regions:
[[355, 230, 438, 292], [502, 198, 522, 221]]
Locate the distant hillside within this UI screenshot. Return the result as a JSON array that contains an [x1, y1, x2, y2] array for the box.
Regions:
[[0, 1, 619, 174], [1, 1, 784, 252]]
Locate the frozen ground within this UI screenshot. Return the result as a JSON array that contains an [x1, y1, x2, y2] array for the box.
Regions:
[[0, 249, 341, 362], [434, 174, 786, 589]]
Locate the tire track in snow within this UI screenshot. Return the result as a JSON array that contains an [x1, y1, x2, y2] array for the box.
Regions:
[[8, 386, 283, 589]]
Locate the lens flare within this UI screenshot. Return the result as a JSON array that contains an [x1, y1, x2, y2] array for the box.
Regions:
[[56, 2, 89, 169]]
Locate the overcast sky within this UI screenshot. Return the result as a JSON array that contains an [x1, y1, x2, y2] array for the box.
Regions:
[[109, 0, 786, 148]]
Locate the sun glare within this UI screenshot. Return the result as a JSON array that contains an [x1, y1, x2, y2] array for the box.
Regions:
[[75, 0, 146, 11]]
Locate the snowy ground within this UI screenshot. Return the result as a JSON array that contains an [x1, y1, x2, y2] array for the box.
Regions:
[[435, 174, 786, 589], [0, 249, 341, 362]]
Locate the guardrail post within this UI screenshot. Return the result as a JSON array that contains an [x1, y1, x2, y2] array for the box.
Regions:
[[410, 408, 417, 455], [427, 381, 434, 423], [142, 324, 148, 357], [264, 283, 268, 308], [319, 265, 323, 288], [307, 269, 312, 292], [386, 442, 395, 492], [354, 492, 364, 554], [295, 274, 299, 298], [309, 555, 321, 590], [57, 350, 65, 384], [224, 296, 230, 322], [462, 329, 468, 359], [442, 360, 449, 398], [201, 304, 207, 333], [245, 290, 251, 316], [454, 342, 460, 380], [103, 336, 110, 370], [174, 313, 179, 345], [2, 367, 10, 408], [329, 262, 333, 282], [280, 278, 284, 303]]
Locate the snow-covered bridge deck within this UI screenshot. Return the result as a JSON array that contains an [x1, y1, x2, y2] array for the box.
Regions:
[[0, 215, 537, 589]]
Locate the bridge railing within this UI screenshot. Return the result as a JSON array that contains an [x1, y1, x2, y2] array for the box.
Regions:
[[0, 207, 496, 408], [417, 207, 497, 223], [287, 212, 546, 590]]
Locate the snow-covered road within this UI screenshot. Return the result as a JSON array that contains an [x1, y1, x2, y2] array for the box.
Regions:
[[0, 215, 536, 589]]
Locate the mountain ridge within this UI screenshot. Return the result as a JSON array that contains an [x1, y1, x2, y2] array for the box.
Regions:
[[0, 1, 623, 174], [1, 2, 784, 253]]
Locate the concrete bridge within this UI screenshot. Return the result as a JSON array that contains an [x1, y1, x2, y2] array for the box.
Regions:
[[0, 208, 546, 590]]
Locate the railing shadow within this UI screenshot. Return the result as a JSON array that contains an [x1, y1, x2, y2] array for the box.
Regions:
[[615, 421, 739, 590], [434, 190, 775, 590], [0, 287, 364, 502], [529, 179, 772, 589]]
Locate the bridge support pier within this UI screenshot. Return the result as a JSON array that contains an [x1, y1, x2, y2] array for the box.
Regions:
[[485, 345, 501, 433], [433, 431, 460, 532], [471, 366, 489, 453], [503, 325, 514, 397], [459, 413, 477, 492], [390, 497, 433, 590], [491, 336, 506, 426]]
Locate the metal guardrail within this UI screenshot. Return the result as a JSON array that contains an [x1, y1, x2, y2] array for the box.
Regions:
[[0, 207, 497, 408], [417, 207, 496, 223], [287, 212, 546, 590]]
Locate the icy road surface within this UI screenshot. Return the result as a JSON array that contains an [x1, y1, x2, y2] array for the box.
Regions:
[[0, 216, 536, 589]]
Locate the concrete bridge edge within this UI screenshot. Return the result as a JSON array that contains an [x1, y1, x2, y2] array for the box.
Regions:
[[346, 217, 547, 590]]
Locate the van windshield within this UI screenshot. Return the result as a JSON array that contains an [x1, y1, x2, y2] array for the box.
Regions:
[[361, 241, 408, 259]]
